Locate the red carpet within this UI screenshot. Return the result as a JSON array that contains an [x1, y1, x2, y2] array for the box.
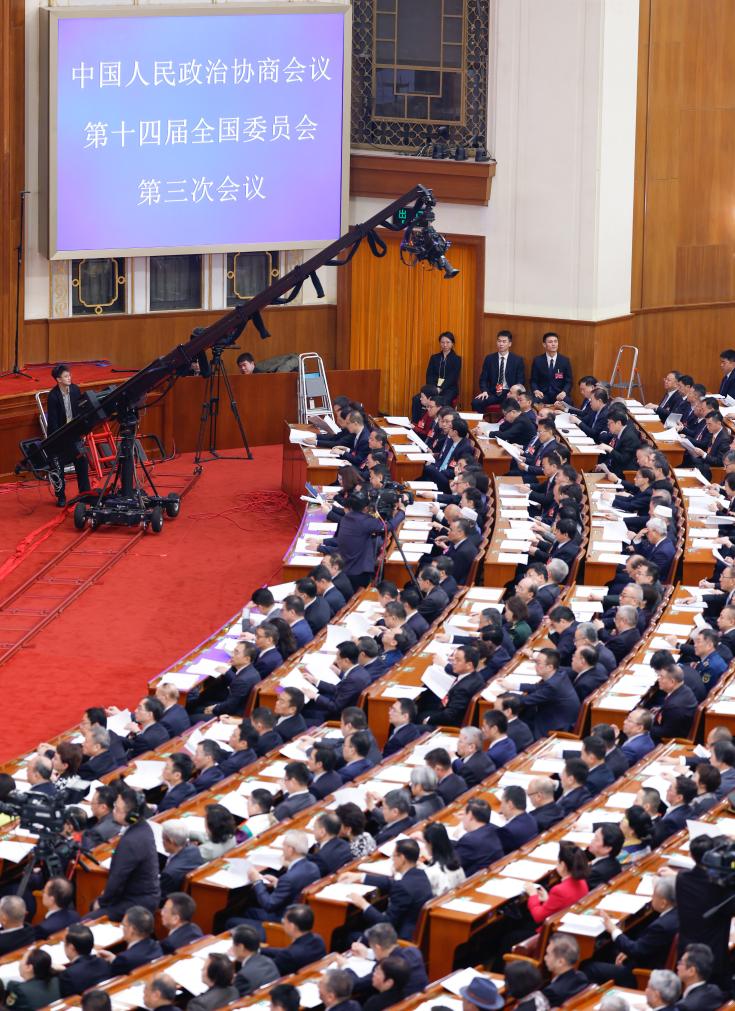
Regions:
[[0, 447, 299, 761]]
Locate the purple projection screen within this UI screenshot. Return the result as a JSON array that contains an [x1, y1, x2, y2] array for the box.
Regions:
[[46, 4, 350, 258]]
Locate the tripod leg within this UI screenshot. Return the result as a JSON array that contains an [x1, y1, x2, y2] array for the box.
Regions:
[[220, 365, 253, 459], [194, 374, 214, 464]]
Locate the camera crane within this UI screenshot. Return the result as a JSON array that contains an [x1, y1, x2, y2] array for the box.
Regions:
[[17, 185, 458, 533]]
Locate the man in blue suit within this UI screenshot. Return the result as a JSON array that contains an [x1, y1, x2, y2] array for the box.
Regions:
[[192, 642, 261, 721], [261, 904, 327, 975], [619, 709, 655, 766], [383, 699, 427, 758], [318, 492, 385, 591], [218, 720, 259, 778], [546, 605, 578, 666], [719, 349, 735, 398], [310, 565, 348, 617], [556, 759, 592, 818], [502, 647, 580, 739], [157, 752, 197, 812], [297, 577, 332, 634], [455, 798, 504, 876], [636, 517, 676, 582], [422, 417, 475, 492], [191, 739, 225, 793], [33, 878, 80, 940], [336, 410, 371, 467], [97, 906, 163, 975], [530, 332, 573, 404], [579, 387, 610, 439], [282, 595, 314, 650], [273, 762, 317, 820], [253, 622, 284, 677], [159, 821, 203, 898], [337, 731, 375, 783], [273, 687, 308, 742], [238, 829, 321, 923], [481, 710, 518, 767], [340, 839, 433, 940], [653, 776, 697, 846], [497, 786, 537, 854], [308, 813, 353, 876], [156, 683, 191, 738], [472, 330, 525, 411], [581, 735, 616, 795], [303, 641, 370, 719]]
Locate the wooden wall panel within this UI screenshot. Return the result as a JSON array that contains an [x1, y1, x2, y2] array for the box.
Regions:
[[24, 304, 337, 373], [343, 230, 484, 415]]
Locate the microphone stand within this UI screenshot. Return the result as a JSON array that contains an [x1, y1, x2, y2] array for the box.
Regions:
[[0, 191, 34, 381]]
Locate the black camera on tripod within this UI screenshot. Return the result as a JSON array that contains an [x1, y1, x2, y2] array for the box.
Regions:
[[702, 837, 735, 888], [0, 790, 85, 884], [368, 481, 414, 521], [0, 790, 69, 835]]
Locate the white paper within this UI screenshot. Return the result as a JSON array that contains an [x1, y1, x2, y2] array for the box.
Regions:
[[596, 892, 650, 915], [421, 663, 455, 699], [167, 957, 210, 996], [442, 897, 494, 915], [317, 882, 374, 902], [476, 877, 526, 899], [0, 840, 35, 863], [498, 552, 528, 564], [559, 912, 606, 936]]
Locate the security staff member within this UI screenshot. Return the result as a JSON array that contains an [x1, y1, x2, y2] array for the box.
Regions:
[[46, 363, 91, 507]]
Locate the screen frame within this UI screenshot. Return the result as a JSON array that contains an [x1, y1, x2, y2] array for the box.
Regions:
[[41, 2, 352, 260]]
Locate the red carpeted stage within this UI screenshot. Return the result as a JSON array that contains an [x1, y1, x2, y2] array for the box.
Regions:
[[0, 447, 300, 761]]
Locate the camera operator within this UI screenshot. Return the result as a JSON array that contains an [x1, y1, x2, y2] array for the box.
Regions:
[[318, 492, 385, 591], [89, 787, 160, 921], [675, 834, 733, 989]]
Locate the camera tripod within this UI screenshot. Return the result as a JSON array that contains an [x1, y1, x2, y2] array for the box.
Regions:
[[195, 346, 253, 463]]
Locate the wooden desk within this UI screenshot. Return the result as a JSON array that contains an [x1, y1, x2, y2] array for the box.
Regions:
[[281, 423, 341, 505]]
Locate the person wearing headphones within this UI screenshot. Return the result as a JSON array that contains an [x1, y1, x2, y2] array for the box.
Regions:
[[45, 363, 92, 507], [318, 491, 385, 591], [89, 786, 160, 921]]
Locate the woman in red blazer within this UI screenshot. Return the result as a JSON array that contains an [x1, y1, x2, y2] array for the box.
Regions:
[[524, 842, 589, 929]]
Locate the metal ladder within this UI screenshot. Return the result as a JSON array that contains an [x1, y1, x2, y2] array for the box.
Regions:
[[297, 352, 334, 425], [609, 345, 645, 402]]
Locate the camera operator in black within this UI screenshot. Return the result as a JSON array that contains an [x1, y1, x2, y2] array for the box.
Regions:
[[676, 834, 733, 989], [318, 491, 385, 591]]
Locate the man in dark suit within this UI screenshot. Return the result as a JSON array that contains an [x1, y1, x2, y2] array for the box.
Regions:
[[33, 877, 80, 940], [481, 710, 518, 767], [634, 517, 676, 582], [281, 594, 314, 650], [58, 925, 111, 997], [97, 906, 163, 975], [530, 332, 573, 404], [191, 739, 226, 793], [425, 747, 469, 804], [497, 786, 537, 854], [542, 934, 588, 1006], [155, 683, 191, 738], [0, 896, 34, 955], [310, 565, 348, 617], [336, 411, 371, 467], [579, 387, 611, 439], [497, 397, 537, 446], [416, 566, 450, 623], [688, 410, 732, 478], [369, 789, 416, 846], [472, 330, 525, 411], [545, 605, 578, 666], [455, 798, 504, 876], [620, 708, 656, 765], [274, 762, 317, 821], [157, 752, 197, 812], [192, 642, 261, 721], [160, 892, 204, 954], [79, 725, 119, 781], [318, 492, 385, 590], [231, 925, 280, 996], [273, 686, 308, 742], [92, 788, 161, 920], [261, 904, 327, 975], [337, 730, 376, 783], [306, 745, 344, 800], [434, 556, 458, 601], [676, 943, 727, 1011], [582, 876, 678, 986], [218, 720, 259, 779], [45, 363, 92, 506], [438, 517, 478, 586], [568, 645, 608, 701], [645, 370, 684, 421], [296, 577, 332, 634], [253, 622, 284, 677], [719, 349, 735, 398], [677, 836, 733, 989], [653, 775, 697, 845], [600, 406, 643, 476], [600, 604, 643, 664], [308, 813, 352, 876], [505, 647, 580, 739], [124, 696, 170, 757], [421, 643, 484, 727], [514, 419, 560, 479], [581, 734, 616, 795], [497, 694, 535, 752], [556, 759, 592, 818], [528, 777, 565, 831], [422, 417, 474, 492], [159, 821, 203, 898], [303, 641, 370, 719], [586, 824, 624, 889], [383, 699, 426, 758], [451, 725, 495, 786], [341, 839, 433, 940], [236, 830, 321, 923], [650, 666, 698, 742]]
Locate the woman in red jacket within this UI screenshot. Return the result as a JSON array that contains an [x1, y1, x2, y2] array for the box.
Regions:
[[524, 842, 589, 929]]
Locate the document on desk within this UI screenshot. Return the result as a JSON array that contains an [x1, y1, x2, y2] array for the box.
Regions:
[[317, 882, 374, 902], [219, 790, 251, 819], [381, 683, 423, 700], [384, 416, 412, 427], [498, 552, 528, 564], [596, 892, 650, 916], [168, 957, 210, 996], [184, 656, 225, 678], [205, 857, 253, 889], [442, 897, 494, 916], [559, 911, 606, 936], [442, 968, 499, 996], [110, 983, 148, 1011], [298, 983, 324, 1009], [500, 858, 549, 880], [476, 877, 526, 899], [289, 429, 317, 445], [0, 961, 21, 985], [0, 840, 35, 863]]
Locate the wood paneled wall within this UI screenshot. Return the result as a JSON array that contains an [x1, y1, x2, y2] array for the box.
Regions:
[[24, 304, 337, 373], [0, 2, 26, 373], [339, 230, 484, 415]]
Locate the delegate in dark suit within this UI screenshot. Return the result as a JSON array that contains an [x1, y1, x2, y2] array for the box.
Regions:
[[530, 353, 573, 403], [311, 665, 371, 717], [0, 925, 35, 956], [586, 856, 621, 890], [305, 596, 332, 634], [361, 866, 433, 939], [452, 750, 495, 787], [650, 684, 698, 742], [383, 723, 426, 758], [262, 932, 327, 976], [417, 586, 450, 624], [274, 791, 317, 821], [33, 907, 80, 940], [519, 670, 580, 738], [125, 722, 170, 758], [604, 423, 643, 477], [46, 382, 91, 501], [437, 772, 468, 804], [160, 921, 204, 954], [310, 771, 344, 800], [499, 412, 536, 446], [441, 538, 477, 586], [233, 953, 280, 996], [677, 983, 727, 1010], [424, 671, 484, 727], [309, 836, 353, 876], [209, 665, 261, 717], [159, 704, 190, 737], [542, 969, 589, 1006], [473, 351, 525, 408], [244, 858, 321, 921], [620, 732, 655, 765], [677, 865, 732, 987], [426, 349, 462, 405], [159, 844, 203, 898], [95, 819, 161, 919], [107, 937, 164, 975], [498, 812, 537, 854], [157, 781, 197, 813], [58, 955, 111, 998], [455, 824, 504, 876], [5, 976, 60, 1011]]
